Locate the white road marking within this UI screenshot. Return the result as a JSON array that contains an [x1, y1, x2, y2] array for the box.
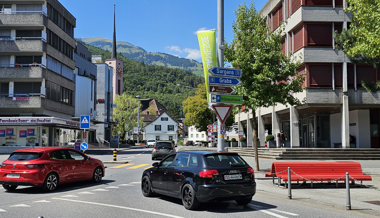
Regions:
[[249, 205, 298, 218], [78, 191, 95, 194], [52, 198, 184, 218], [10, 204, 30, 208], [0, 209, 7, 212], [130, 182, 140, 184], [118, 184, 133, 186], [93, 188, 109, 192], [268, 209, 299, 216], [105, 186, 119, 189], [34, 200, 51, 203], [61, 195, 78, 198]]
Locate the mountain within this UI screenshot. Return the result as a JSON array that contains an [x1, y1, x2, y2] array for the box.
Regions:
[[79, 37, 204, 76]]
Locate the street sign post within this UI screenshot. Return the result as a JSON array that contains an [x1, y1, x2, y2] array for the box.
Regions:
[[209, 85, 236, 94], [210, 94, 243, 104], [209, 76, 242, 86], [208, 67, 242, 78]]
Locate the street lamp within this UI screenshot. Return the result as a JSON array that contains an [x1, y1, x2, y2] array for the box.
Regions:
[[136, 95, 141, 144]]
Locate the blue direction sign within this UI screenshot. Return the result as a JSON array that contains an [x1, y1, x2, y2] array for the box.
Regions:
[[80, 142, 88, 151], [208, 67, 242, 78], [80, 115, 90, 129], [209, 76, 242, 86]]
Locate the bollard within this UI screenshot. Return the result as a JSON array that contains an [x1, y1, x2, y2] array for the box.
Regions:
[[113, 149, 117, 161], [288, 167, 292, 199], [346, 172, 351, 210]]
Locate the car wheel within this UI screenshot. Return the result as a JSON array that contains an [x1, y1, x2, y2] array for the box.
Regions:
[[2, 184, 18, 191], [41, 173, 58, 192], [182, 184, 200, 210], [92, 167, 103, 183], [141, 175, 155, 197], [235, 196, 252, 205]]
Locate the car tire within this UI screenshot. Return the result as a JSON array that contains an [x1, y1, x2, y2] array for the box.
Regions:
[[2, 184, 18, 191], [235, 196, 252, 205], [41, 173, 58, 192], [182, 184, 200, 210], [141, 175, 155, 197], [92, 167, 103, 183]]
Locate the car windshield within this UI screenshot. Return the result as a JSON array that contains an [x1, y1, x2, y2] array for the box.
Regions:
[[148, 140, 155, 142], [204, 154, 247, 167], [8, 152, 43, 161]]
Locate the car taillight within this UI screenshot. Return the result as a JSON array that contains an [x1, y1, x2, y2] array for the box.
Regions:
[[247, 168, 254, 174], [25, 164, 43, 169], [153, 147, 156, 150], [199, 170, 219, 178]]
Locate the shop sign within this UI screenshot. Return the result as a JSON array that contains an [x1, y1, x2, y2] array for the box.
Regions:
[[27, 129, 35, 136], [0, 118, 52, 125], [6, 128, 14, 136], [0, 130, 5, 137], [19, 130, 27, 138]]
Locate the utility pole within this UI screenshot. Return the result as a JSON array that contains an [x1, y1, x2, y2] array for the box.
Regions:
[[217, 0, 224, 152]]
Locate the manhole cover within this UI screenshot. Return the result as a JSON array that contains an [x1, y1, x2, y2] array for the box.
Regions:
[[364, 201, 380, 206]]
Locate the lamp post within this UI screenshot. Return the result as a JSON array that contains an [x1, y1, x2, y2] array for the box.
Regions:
[[136, 95, 141, 144]]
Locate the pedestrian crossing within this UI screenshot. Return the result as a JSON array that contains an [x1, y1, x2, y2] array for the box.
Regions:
[[109, 163, 151, 169]]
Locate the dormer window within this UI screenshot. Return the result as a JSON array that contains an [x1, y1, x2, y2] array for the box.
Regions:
[[161, 117, 168, 121]]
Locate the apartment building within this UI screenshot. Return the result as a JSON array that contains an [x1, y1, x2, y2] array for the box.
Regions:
[[237, 0, 379, 149], [0, 0, 78, 149]]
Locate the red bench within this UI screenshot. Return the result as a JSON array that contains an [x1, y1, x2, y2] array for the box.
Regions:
[[265, 162, 372, 187]]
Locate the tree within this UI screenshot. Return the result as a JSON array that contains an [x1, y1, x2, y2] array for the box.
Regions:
[[112, 93, 143, 139], [334, 0, 380, 68], [224, 3, 305, 171]]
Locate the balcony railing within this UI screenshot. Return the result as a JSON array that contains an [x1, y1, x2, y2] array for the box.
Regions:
[[0, 63, 46, 68], [0, 6, 47, 16]]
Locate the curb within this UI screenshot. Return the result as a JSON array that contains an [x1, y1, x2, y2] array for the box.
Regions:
[[103, 161, 129, 164]]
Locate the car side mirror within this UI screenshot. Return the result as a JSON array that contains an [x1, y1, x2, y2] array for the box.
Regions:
[[152, 162, 159, 168]]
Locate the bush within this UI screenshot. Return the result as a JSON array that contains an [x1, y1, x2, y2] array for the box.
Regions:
[[177, 141, 184, 145], [231, 138, 237, 142], [266, 134, 274, 141], [239, 137, 246, 142], [224, 139, 230, 142]]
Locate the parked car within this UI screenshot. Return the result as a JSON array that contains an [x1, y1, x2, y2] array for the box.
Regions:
[[141, 151, 256, 210], [67, 139, 81, 147], [186, 140, 194, 146], [146, 140, 156, 148], [151, 141, 176, 160], [195, 140, 202, 146], [0, 147, 105, 192]]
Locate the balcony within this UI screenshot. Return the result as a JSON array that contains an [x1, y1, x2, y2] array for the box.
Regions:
[[0, 65, 45, 79], [0, 13, 46, 26], [0, 39, 46, 53]]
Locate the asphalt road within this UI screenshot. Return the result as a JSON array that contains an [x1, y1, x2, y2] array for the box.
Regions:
[[0, 146, 378, 218]]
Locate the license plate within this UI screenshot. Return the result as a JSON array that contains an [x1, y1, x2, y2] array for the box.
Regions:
[[224, 174, 242, 180], [160, 149, 168, 151], [6, 174, 20, 179]]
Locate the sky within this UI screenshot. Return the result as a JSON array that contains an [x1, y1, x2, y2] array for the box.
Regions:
[[59, 0, 267, 63]]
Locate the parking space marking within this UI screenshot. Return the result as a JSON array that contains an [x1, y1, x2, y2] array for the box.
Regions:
[[0, 209, 6, 212], [61, 195, 78, 198], [105, 186, 119, 189], [118, 184, 133, 186], [110, 163, 133, 169], [78, 191, 95, 194], [128, 164, 148, 169], [248, 205, 298, 218], [93, 189, 109, 192], [10, 204, 30, 208], [52, 198, 184, 218]]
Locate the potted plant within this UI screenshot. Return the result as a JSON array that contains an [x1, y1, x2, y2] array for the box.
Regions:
[[240, 136, 247, 147], [231, 138, 238, 147], [224, 139, 230, 147], [266, 134, 276, 148]]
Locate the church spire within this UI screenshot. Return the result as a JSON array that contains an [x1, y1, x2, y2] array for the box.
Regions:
[[112, 4, 117, 59]]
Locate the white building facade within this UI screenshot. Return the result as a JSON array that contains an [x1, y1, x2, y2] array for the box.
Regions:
[[143, 112, 178, 144]]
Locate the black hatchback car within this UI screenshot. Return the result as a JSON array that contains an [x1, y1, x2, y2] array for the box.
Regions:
[[141, 150, 256, 210]]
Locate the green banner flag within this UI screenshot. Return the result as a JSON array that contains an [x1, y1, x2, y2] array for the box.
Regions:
[[197, 29, 217, 101]]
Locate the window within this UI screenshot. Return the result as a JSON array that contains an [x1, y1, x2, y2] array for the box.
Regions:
[[60, 87, 73, 105], [16, 30, 42, 38], [168, 125, 174, 131], [155, 125, 161, 131], [307, 23, 332, 46], [202, 134, 204, 138], [196, 134, 199, 138], [169, 136, 173, 141], [309, 64, 332, 87], [16, 4, 42, 13], [67, 150, 85, 161], [159, 155, 175, 167], [173, 154, 189, 167], [15, 56, 42, 66], [0, 83, 9, 95], [0, 5, 11, 14], [189, 155, 198, 167], [14, 82, 41, 95], [0, 29, 11, 39], [191, 134, 193, 138], [161, 117, 168, 121], [0, 55, 10, 67]]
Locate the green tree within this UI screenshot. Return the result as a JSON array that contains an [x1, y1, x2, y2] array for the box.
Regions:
[[224, 3, 304, 171], [334, 0, 380, 67], [112, 93, 144, 139]]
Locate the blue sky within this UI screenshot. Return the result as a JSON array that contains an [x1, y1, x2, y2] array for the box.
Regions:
[[59, 0, 267, 62]]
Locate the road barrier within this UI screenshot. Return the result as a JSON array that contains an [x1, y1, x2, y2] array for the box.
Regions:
[[113, 149, 117, 161]]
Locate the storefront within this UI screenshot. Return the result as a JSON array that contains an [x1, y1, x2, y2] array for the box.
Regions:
[[0, 117, 93, 149]]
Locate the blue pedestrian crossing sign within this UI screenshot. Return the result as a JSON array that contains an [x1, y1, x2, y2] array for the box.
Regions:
[[80, 115, 90, 129], [80, 142, 88, 151]]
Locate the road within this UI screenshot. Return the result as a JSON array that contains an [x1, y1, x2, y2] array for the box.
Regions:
[[0, 146, 378, 218]]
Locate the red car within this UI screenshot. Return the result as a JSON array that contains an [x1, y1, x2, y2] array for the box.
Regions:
[[0, 147, 105, 192]]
